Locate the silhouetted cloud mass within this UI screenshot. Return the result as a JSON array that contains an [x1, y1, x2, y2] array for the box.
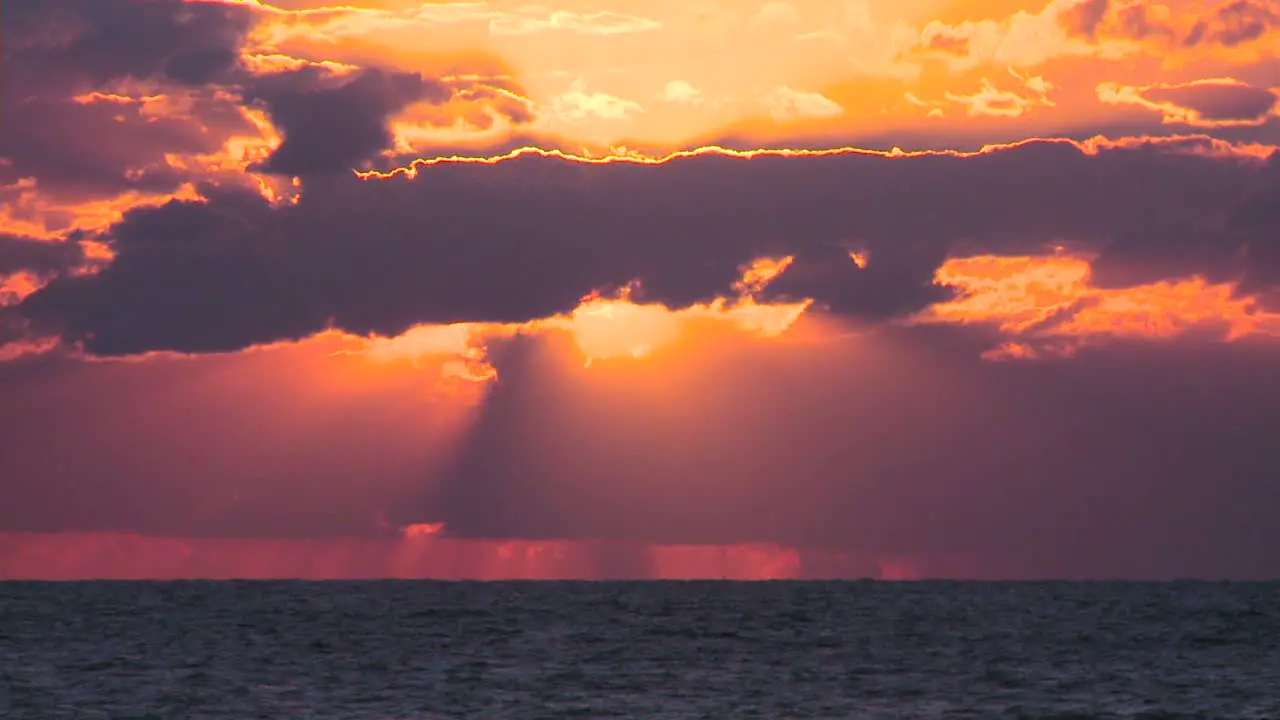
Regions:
[[14, 138, 1280, 354]]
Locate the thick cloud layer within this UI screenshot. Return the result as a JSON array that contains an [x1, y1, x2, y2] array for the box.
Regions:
[[0, 0, 254, 97], [16, 138, 1280, 354], [0, 234, 85, 277]]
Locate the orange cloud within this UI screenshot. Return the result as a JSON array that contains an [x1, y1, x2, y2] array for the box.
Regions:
[[0, 271, 49, 308], [0, 85, 291, 239], [1097, 78, 1279, 127], [552, 81, 645, 123], [915, 254, 1280, 358], [1183, 0, 1280, 49], [912, 0, 1120, 73], [238, 52, 361, 76], [0, 178, 206, 240], [945, 74, 1055, 117], [489, 9, 661, 36], [0, 336, 60, 363], [763, 86, 846, 122]]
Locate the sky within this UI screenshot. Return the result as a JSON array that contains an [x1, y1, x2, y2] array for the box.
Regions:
[[1, 0, 1279, 580]]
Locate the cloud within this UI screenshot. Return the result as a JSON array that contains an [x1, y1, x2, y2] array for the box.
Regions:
[[0, 0, 544, 237], [488, 9, 661, 36], [764, 86, 844, 122], [945, 78, 1052, 117], [1058, 0, 1110, 38], [9, 135, 1280, 359], [1099, 79, 1279, 127], [553, 84, 644, 122], [661, 80, 705, 106], [1061, 0, 1280, 50], [1184, 0, 1280, 47], [920, 27, 972, 55], [245, 67, 452, 174], [910, 0, 1109, 72], [1111, 1, 1178, 41], [1, 0, 255, 98], [0, 0, 264, 224], [913, 254, 1280, 359], [0, 234, 88, 280]]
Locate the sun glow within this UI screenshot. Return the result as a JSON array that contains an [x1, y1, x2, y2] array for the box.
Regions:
[[562, 289, 684, 366], [334, 255, 813, 376]]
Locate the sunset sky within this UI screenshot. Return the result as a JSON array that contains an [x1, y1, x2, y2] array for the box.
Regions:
[[2, 0, 1279, 580]]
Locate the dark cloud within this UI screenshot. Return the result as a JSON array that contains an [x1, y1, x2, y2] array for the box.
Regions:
[[245, 67, 452, 175], [1059, 0, 1110, 38], [1068, 0, 1279, 46], [1143, 81, 1278, 123], [1115, 2, 1177, 40], [0, 0, 531, 220], [0, 91, 258, 199], [0, 234, 85, 277], [1089, 150, 1280, 290], [0, 0, 261, 197], [1184, 0, 1279, 47], [14, 137, 1280, 355], [0, 0, 255, 99]]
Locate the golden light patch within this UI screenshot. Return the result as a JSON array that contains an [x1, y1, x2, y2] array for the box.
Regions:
[[333, 322, 508, 385], [0, 271, 49, 307], [401, 522, 446, 538], [541, 289, 811, 367], [917, 253, 1280, 358], [544, 255, 809, 366], [559, 290, 685, 365], [0, 336, 60, 362], [924, 254, 1093, 333], [325, 254, 812, 376]]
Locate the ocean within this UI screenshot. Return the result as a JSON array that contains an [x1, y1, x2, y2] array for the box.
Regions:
[[1, 581, 1277, 719]]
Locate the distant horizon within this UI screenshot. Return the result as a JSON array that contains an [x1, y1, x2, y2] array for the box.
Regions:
[[4, 530, 1277, 582]]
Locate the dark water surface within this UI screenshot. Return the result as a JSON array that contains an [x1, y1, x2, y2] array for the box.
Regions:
[[1, 581, 1278, 719]]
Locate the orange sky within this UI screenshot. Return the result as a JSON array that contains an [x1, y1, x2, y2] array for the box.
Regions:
[[239, 0, 1280, 148], [2, 0, 1280, 580]]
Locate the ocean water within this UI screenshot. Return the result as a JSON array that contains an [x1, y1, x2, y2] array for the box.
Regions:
[[1, 581, 1277, 719]]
